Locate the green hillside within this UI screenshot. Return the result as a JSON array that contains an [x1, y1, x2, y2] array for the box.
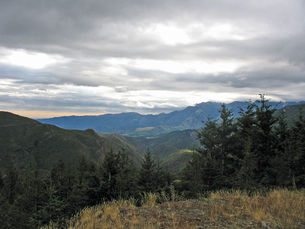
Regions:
[[162, 149, 194, 174], [0, 111, 143, 173], [134, 129, 199, 159], [274, 103, 305, 125]]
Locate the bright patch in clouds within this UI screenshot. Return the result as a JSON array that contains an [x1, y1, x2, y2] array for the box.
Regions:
[[152, 24, 192, 45], [0, 48, 69, 69], [144, 22, 248, 46], [207, 23, 247, 40]]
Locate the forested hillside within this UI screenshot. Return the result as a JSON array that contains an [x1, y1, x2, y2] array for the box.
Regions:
[[0, 111, 143, 173]]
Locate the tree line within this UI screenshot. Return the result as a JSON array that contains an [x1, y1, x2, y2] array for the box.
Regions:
[[0, 96, 305, 228], [0, 149, 171, 228], [183, 96, 305, 196]]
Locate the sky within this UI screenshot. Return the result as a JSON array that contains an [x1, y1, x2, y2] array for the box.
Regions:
[[1, 0, 305, 118]]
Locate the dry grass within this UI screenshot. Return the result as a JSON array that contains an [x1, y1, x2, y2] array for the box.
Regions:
[[207, 189, 305, 228], [42, 189, 305, 229]]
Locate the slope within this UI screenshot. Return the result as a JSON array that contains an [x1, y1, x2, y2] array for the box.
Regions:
[[0, 111, 143, 173]]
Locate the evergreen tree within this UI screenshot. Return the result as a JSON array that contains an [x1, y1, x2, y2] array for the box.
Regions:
[[236, 139, 258, 189], [99, 149, 138, 199], [197, 104, 237, 189], [182, 152, 205, 196], [69, 156, 92, 211], [184, 104, 237, 194], [138, 149, 157, 193], [235, 101, 258, 188], [16, 165, 49, 228], [236, 100, 257, 154], [273, 110, 292, 187], [3, 162, 20, 204], [217, 104, 238, 186], [83, 160, 100, 205], [45, 160, 75, 224], [155, 159, 172, 192], [99, 149, 118, 199], [115, 149, 138, 199], [289, 106, 305, 187], [253, 95, 278, 185]]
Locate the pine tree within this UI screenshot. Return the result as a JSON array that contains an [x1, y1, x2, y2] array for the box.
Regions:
[[45, 160, 75, 224], [253, 95, 278, 186], [182, 152, 204, 196], [197, 104, 237, 189], [3, 162, 19, 204], [99, 149, 138, 199], [236, 139, 258, 189], [138, 149, 157, 193], [289, 106, 305, 187], [16, 165, 49, 228], [273, 110, 292, 186], [236, 100, 257, 151], [154, 159, 172, 192], [83, 160, 100, 205], [115, 149, 138, 199], [235, 101, 258, 188], [184, 105, 237, 193], [217, 104, 238, 186]]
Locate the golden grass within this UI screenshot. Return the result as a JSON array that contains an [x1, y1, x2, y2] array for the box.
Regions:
[[141, 192, 159, 207], [207, 189, 305, 228], [42, 189, 305, 229]]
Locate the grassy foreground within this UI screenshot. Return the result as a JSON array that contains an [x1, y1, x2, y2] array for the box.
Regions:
[[44, 189, 305, 228]]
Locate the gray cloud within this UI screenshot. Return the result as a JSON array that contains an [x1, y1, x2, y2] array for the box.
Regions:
[[1, 0, 305, 117]]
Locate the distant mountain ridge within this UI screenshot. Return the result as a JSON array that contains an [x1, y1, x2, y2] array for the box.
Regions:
[[37, 101, 305, 136], [2, 102, 305, 175]]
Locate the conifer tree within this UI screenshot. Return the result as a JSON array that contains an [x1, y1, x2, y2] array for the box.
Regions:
[[45, 159, 75, 224], [115, 149, 138, 199], [138, 149, 157, 193], [16, 165, 48, 228], [273, 110, 292, 186], [99, 149, 118, 199], [254, 95, 278, 185], [217, 104, 238, 186], [235, 101, 258, 188], [184, 104, 237, 193], [3, 162, 19, 204], [289, 106, 305, 187], [236, 139, 258, 188], [154, 159, 172, 192], [99, 149, 138, 199]]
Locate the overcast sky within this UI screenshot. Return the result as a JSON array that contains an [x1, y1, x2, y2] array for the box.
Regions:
[[1, 0, 305, 118]]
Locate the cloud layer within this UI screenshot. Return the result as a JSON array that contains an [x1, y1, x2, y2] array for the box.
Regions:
[[1, 0, 305, 117]]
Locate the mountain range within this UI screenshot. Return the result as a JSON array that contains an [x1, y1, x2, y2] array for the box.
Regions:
[[1, 101, 305, 174], [37, 101, 305, 137]]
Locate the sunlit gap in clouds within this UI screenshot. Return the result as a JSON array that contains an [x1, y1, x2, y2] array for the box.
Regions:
[[0, 47, 69, 69], [142, 22, 249, 46]]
